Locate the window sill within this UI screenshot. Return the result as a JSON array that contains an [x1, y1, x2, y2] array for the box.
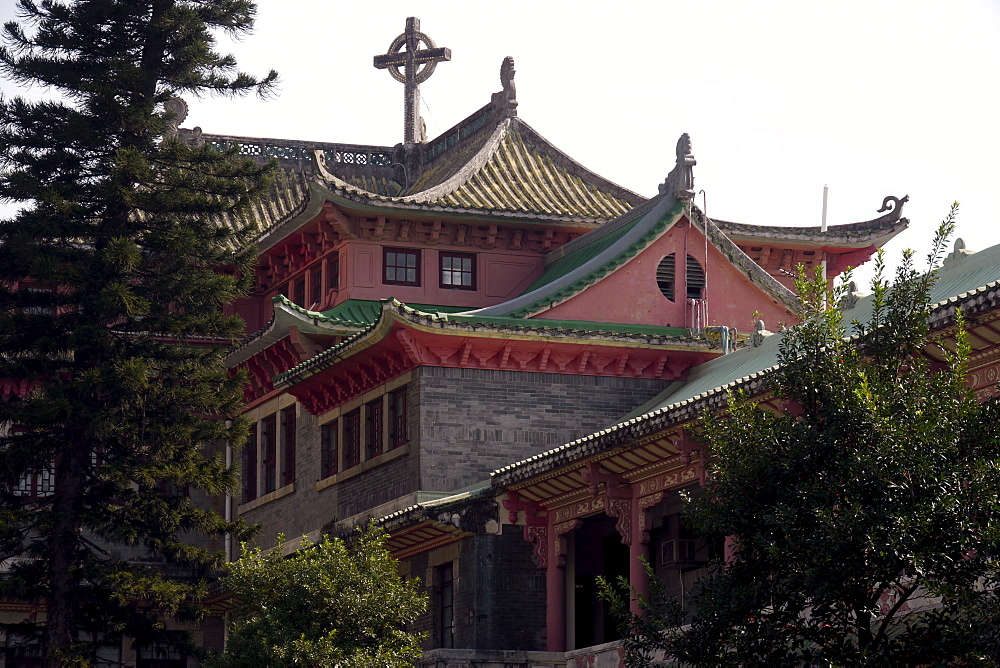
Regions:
[[238, 482, 296, 514], [315, 443, 409, 492]]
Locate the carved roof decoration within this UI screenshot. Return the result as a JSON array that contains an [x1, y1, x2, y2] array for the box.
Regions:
[[225, 297, 468, 367], [270, 298, 718, 389], [715, 195, 910, 248], [491, 238, 1000, 488], [460, 142, 803, 319], [310, 118, 641, 223]]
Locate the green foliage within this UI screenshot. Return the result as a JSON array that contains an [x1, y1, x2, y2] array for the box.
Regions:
[[605, 205, 1000, 665], [216, 527, 427, 667], [0, 0, 276, 662]]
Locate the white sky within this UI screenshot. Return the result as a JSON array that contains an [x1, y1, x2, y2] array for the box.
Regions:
[[3, 0, 999, 288]]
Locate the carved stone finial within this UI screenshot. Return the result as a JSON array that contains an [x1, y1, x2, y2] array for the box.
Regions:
[[491, 56, 518, 115], [840, 280, 862, 311], [659, 133, 696, 200], [162, 96, 188, 140], [751, 319, 772, 347], [877, 194, 909, 214], [943, 237, 973, 270], [374, 17, 452, 144]]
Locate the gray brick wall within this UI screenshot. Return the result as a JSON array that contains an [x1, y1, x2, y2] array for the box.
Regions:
[[416, 367, 669, 491], [407, 526, 547, 653]]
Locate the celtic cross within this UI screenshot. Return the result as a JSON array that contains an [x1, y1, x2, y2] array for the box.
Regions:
[[374, 17, 451, 144]]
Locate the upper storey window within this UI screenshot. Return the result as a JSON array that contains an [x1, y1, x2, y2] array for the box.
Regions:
[[440, 252, 475, 290], [384, 249, 420, 287]]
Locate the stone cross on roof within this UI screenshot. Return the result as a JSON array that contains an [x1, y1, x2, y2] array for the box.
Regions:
[[374, 17, 452, 144]]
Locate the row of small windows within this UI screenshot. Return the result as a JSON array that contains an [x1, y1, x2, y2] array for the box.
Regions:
[[656, 254, 705, 301], [242, 406, 296, 504], [285, 255, 341, 310], [383, 249, 476, 291], [319, 387, 408, 478], [241, 387, 409, 503], [280, 248, 478, 310]]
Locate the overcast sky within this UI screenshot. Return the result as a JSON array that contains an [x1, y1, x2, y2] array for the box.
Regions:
[[3, 0, 998, 289]]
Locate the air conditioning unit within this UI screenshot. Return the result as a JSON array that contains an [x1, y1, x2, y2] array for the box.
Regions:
[[660, 538, 705, 568]]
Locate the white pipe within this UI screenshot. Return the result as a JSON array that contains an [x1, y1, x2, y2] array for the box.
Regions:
[[821, 185, 829, 287]]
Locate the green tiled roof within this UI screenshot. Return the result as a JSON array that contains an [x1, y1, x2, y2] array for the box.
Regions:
[[492, 238, 1000, 487], [435, 311, 690, 338], [464, 197, 684, 318], [280, 298, 469, 329]]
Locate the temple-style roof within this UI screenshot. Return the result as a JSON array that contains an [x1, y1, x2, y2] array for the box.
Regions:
[[310, 117, 642, 224], [490, 238, 1000, 488], [225, 297, 467, 366], [714, 195, 910, 248], [271, 298, 716, 389], [462, 190, 802, 319]]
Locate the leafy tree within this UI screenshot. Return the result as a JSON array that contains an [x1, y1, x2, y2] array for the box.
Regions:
[[0, 0, 276, 663], [604, 206, 1000, 666], [216, 527, 427, 668]]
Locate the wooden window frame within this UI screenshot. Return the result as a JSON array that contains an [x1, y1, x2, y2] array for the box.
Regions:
[[310, 264, 323, 308], [320, 422, 338, 478], [243, 427, 257, 503], [329, 253, 340, 291], [383, 248, 421, 287], [261, 414, 277, 494], [343, 410, 361, 469], [389, 387, 408, 449], [437, 562, 455, 649], [439, 252, 476, 291], [281, 406, 296, 486], [293, 276, 306, 307], [365, 398, 383, 460]]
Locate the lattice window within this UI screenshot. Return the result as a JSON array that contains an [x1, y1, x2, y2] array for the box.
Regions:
[[440, 252, 476, 290], [281, 406, 296, 486], [328, 254, 340, 291], [389, 387, 408, 449], [384, 248, 420, 287], [365, 399, 384, 460], [657, 254, 676, 301], [243, 427, 257, 503], [13, 464, 55, 501], [320, 422, 338, 478], [686, 255, 705, 299], [437, 562, 455, 649], [261, 414, 277, 494], [310, 265, 323, 307], [293, 276, 306, 307], [343, 410, 361, 469]]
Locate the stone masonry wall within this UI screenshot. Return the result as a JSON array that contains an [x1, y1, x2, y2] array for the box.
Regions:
[[416, 367, 669, 491], [406, 526, 548, 654]]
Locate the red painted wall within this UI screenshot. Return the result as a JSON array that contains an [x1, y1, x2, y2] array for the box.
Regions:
[[539, 218, 797, 332]]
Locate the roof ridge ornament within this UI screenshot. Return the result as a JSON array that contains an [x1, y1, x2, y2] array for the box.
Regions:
[[942, 237, 973, 270], [374, 17, 452, 144], [491, 56, 518, 116], [659, 133, 696, 201]]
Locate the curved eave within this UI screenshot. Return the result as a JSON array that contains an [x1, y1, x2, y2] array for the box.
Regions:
[[225, 297, 363, 367], [714, 197, 911, 249], [311, 117, 639, 225], [316, 183, 611, 226], [490, 252, 1000, 489], [273, 299, 721, 389], [464, 197, 801, 319]]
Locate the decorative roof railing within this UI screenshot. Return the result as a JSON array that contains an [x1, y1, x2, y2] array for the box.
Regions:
[[199, 133, 395, 170]]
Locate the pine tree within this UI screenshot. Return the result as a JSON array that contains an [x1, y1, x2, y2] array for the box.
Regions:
[[0, 1, 276, 663], [604, 208, 1000, 665]]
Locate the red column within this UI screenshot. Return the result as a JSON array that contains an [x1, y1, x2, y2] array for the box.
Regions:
[[546, 534, 566, 653], [629, 500, 649, 614]]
